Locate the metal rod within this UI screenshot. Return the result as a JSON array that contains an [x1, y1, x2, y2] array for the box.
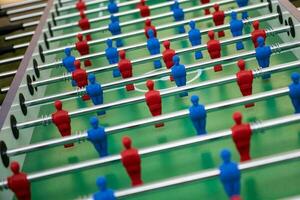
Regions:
[[9, 11, 44, 22], [33, 25, 290, 88], [2, 111, 300, 189], [56, 0, 110, 12], [6, 3, 47, 15], [0, 0, 43, 9], [7, 61, 300, 158]]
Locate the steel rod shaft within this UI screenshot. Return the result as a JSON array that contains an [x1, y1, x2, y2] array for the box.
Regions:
[[10, 11, 44, 22], [2, 112, 300, 189], [0, 0, 43, 9], [6, 3, 47, 15]]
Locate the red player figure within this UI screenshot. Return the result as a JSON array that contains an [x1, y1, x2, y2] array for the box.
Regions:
[[76, 0, 86, 11], [138, 0, 150, 17], [236, 60, 254, 108], [144, 19, 157, 39], [120, 136, 143, 186], [118, 50, 135, 91], [212, 4, 225, 37], [207, 30, 222, 72], [200, 0, 210, 15], [52, 100, 74, 148], [251, 20, 266, 48], [78, 11, 92, 41], [75, 33, 92, 67], [7, 161, 31, 200], [231, 112, 252, 162], [145, 80, 164, 128], [72, 60, 90, 100], [162, 40, 175, 81]]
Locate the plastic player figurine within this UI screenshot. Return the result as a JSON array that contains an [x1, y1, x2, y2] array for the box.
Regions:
[[78, 11, 92, 41], [145, 80, 164, 128], [230, 11, 244, 50], [76, 0, 86, 11], [72, 60, 90, 100], [255, 37, 272, 79], [118, 50, 135, 91], [236, 60, 254, 107], [251, 20, 266, 48], [120, 136, 143, 186], [172, 1, 185, 33], [212, 4, 225, 37], [144, 19, 157, 39], [171, 55, 188, 97], [93, 176, 116, 200], [236, 0, 249, 19], [231, 112, 252, 162], [87, 117, 108, 157], [147, 29, 162, 69], [107, 0, 119, 14], [75, 33, 92, 67], [219, 149, 241, 199], [51, 100, 74, 148], [201, 0, 210, 15], [108, 15, 123, 47], [189, 95, 207, 135], [188, 20, 203, 60], [207, 30, 222, 72], [289, 72, 300, 113], [138, 0, 150, 17], [105, 39, 121, 77], [62, 48, 75, 73], [7, 161, 31, 200], [162, 40, 176, 81], [86, 73, 105, 115]]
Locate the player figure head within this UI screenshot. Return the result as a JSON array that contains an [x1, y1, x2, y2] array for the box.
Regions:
[[257, 36, 265, 47], [140, 0, 146, 5], [146, 80, 155, 91], [106, 39, 113, 48], [213, 4, 220, 11], [237, 60, 245, 71], [220, 149, 232, 164], [77, 33, 83, 41], [189, 20, 196, 29], [74, 60, 81, 69], [145, 19, 152, 26], [109, 0, 114, 3], [233, 112, 243, 125], [119, 50, 126, 59], [10, 161, 20, 174], [173, 1, 179, 9], [163, 40, 170, 50], [147, 29, 155, 38], [122, 136, 132, 149], [54, 100, 63, 111], [173, 55, 180, 65], [88, 73, 96, 84], [90, 116, 99, 129], [230, 11, 237, 20], [291, 72, 300, 84], [65, 48, 71, 56], [110, 15, 118, 23], [208, 30, 215, 40], [191, 95, 199, 106], [96, 176, 107, 191], [252, 20, 260, 30], [80, 10, 86, 18]]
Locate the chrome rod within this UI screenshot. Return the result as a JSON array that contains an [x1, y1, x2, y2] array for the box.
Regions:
[[56, 0, 110, 12], [2, 110, 300, 189], [0, 0, 43, 9], [9, 11, 43, 22], [6, 3, 47, 15]]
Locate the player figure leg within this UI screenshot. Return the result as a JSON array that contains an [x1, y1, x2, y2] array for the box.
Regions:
[[192, 118, 207, 135], [59, 126, 74, 148], [127, 167, 143, 186]]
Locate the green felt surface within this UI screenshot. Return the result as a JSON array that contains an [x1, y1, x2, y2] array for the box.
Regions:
[[19, 1, 300, 199]]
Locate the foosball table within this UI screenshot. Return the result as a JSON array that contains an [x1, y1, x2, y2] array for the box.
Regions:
[[1, 0, 300, 199]]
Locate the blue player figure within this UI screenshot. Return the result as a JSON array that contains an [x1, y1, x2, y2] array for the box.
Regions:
[[87, 117, 108, 157], [62, 48, 77, 86], [86, 73, 105, 116], [219, 149, 241, 199], [171, 55, 188, 97], [172, 1, 185, 33], [105, 39, 121, 77], [255, 37, 272, 79], [107, 0, 118, 14], [230, 11, 244, 50], [147, 29, 162, 69], [93, 176, 116, 200], [189, 95, 207, 135], [236, 0, 249, 19], [188, 20, 203, 60], [108, 15, 123, 47], [289, 72, 300, 113]]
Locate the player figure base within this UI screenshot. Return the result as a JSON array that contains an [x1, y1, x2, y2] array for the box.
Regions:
[[245, 103, 255, 108], [84, 60, 92, 67], [236, 42, 244, 50], [204, 9, 210, 15], [64, 143, 74, 148], [97, 110, 106, 116], [154, 60, 162, 69], [179, 92, 188, 97], [155, 123, 164, 128], [82, 94, 90, 101], [113, 69, 121, 77], [218, 31, 225, 38], [86, 34, 92, 41], [230, 195, 242, 200], [170, 76, 174, 81], [126, 84, 135, 91], [195, 51, 203, 60], [214, 65, 223, 72]]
